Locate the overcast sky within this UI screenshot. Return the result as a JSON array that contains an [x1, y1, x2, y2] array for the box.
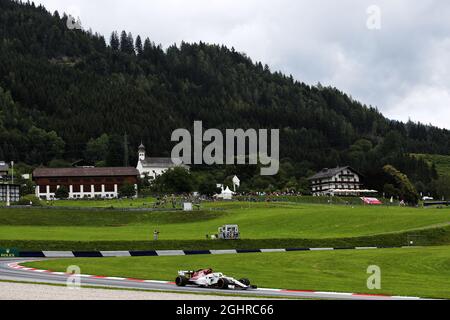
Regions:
[[35, 0, 450, 129]]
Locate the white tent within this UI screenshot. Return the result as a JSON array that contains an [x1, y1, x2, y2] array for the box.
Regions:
[[215, 186, 235, 200]]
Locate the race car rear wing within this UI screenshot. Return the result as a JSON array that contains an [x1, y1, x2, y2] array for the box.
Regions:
[[177, 270, 195, 277]]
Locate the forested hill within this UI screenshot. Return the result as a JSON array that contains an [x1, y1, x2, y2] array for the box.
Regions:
[[0, 0, 449, 193]]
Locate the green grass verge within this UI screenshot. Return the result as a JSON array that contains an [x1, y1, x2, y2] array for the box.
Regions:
[[0, 208, 221, 226], [1, 202, 449, 242], [45, 197, 157, 208], [3, 224, 450, 251], [23, 246, 450, 299]]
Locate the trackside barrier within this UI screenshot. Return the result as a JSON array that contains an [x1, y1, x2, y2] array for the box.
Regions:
[[11, 246, 412, 258]]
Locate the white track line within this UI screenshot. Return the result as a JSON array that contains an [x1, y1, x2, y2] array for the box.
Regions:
[[43, 251, 75, 258], [210, 250, 238, 255], [100, 251, 131, 257], [260, 249, 286, 253], [155, 250, 185, 256]]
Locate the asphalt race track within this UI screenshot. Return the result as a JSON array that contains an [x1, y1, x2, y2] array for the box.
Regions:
[[0, 258, 425, 300]]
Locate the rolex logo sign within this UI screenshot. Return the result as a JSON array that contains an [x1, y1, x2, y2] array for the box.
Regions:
[[0, 248, 19, 257]]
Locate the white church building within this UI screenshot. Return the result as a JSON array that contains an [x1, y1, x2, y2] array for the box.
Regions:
[[136, 143, 188, 179]]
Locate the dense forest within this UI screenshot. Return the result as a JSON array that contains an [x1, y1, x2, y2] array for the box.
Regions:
[[0, 0, 449, 197]]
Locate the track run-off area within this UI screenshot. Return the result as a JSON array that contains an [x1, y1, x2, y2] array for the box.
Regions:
[[0, 257, 425, 301]]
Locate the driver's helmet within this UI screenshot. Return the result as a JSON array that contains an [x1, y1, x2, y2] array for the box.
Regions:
[[204, 268, 213, 275]]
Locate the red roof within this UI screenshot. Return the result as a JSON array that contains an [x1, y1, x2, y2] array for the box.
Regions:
[[33, 167, 139, 178]]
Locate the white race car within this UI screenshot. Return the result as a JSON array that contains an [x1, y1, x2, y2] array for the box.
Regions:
[[175, 268, 257, 290]]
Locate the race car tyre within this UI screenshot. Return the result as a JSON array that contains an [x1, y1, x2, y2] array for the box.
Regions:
[[175, 276, 188, 287], [217, 278, 229, 290], [239, 278, 251, 286]]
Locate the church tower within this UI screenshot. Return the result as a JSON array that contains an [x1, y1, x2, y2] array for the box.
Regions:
[[138, 143, 146, 161]]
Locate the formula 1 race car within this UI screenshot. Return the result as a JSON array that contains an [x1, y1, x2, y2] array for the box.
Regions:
[[175, 269, 257, 290]]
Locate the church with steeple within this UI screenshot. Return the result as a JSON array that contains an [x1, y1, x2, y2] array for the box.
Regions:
[[136, 143, 187, 179]]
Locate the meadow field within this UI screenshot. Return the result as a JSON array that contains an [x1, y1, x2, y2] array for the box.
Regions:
[[412, 153, 450, 177], [0, 202, 449, 242], [0, 201, 449, 250], [25, 246, 450, 299]]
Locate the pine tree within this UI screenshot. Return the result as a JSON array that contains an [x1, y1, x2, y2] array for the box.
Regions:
[[119, 31, 135, 54], [120, 30, 129, 53], [135, 35, 143, 56], [143, 37, 152, 58], [110, 31, 119, 51], [127, 32, 135, 55]]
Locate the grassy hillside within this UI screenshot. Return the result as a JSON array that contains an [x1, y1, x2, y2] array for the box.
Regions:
[[25, 246, 450, 299], [0, 202, 449, 242], [412, 154, 450, 177]]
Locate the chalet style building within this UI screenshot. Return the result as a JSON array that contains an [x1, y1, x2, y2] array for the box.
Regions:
[[0, 184, 20, 203], [136, 143, 188, 179], [0, 161, 9, 180], [32, 167, 139, 200], [308, 166, 364, 196]]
